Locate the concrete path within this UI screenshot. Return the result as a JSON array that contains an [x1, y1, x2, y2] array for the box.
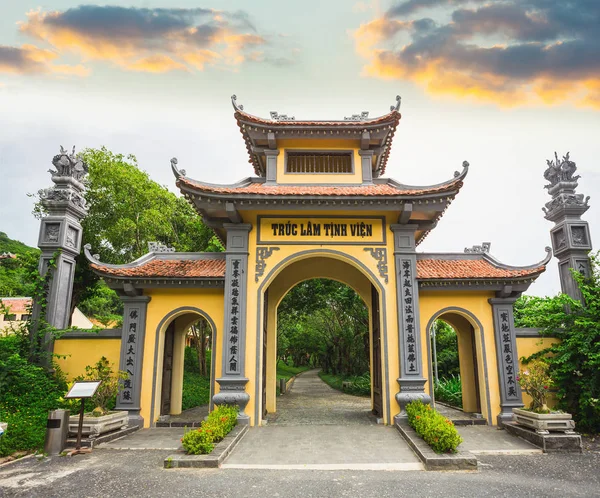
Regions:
[[100, 428, 184, 451], [457, 426, 541, 455], [225, 369, 422, 470]]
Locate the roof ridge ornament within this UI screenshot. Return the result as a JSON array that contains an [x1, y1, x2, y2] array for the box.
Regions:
[[148, 242, 175, 253], [390, 95, 401, 112], [344, 111, 369, 121], [170, 157, 186, 179], [269, 111, 295, 122], [231, 94, 244, 111], [464, 242, 491, 254], [455, 161, 469, 178]]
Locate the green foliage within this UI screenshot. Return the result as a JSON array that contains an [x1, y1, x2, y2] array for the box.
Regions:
[[77, 282, 123, 327], [0, 232, 39, 297], [277, 279, 370, 377], [275, 360, 310, 382], [517, 360, 553, 413], [181, 405, 238, 455], [0, 336, 67, 457], [434, 375, 463, 409], [432, 320, 460, 378], [319, 371, 371, 396], [181, 346, 211, 410], [406, 401, 463, 454], [515, 253, 600, 432]]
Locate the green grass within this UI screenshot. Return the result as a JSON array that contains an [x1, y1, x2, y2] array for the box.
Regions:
[[434, 375, 463, 409], [181, 371, 211, 410], [318, 371, 371, 397], [276, 361, 310, 382]]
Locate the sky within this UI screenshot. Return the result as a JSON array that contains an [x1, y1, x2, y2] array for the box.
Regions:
[[0, 0, 598, 297]]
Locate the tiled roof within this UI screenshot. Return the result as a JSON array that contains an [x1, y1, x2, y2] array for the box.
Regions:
[[234, 108, 401, 176], [417, 259, 545, 280], [177, 177, 463, 197], [91, 255, 543, 281], [0, 297, 32, 313], [91, 259, 226, 279]]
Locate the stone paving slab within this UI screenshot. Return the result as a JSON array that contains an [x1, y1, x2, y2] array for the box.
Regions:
[[99, 428, 184, 451], [225, 425, 422, 468], [457, 425, 542, 455]]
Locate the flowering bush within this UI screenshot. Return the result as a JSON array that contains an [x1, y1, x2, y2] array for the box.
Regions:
[[517, 360, 553, 413], [405, 400, 463, 454], [181, 405, 238, 455]]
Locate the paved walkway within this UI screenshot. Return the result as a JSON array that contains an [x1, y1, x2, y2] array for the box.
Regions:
[[225, 369, 422, 470]]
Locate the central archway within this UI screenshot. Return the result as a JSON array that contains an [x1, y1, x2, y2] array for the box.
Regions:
[[254, 250, 391, 425]]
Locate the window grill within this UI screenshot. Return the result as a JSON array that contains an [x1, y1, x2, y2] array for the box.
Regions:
[[286, 152, 353, 174]]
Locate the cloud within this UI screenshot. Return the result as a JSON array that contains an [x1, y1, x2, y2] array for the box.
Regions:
[[354, 0, 600, 108], [0, 44, 88, 76], [17, 5, 287, 73]]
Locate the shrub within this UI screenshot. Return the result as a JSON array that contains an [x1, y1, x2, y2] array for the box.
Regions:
[[181, 371, 211, 411], [406, 400, 463, 454], [517, 360, 553, 413], [181, 405, 238, 455]]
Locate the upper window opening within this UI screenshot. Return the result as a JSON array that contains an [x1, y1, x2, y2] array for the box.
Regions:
[[286, 152, 353, 174]]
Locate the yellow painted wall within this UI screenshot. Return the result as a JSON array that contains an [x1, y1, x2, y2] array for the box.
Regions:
[[54, 338, 121, 380], [141, 288, 225, 427], [243, 209, 401, 425], [419, 291, 500, 425], [276, 139, 363, 184], [516, 336, 561, 409]]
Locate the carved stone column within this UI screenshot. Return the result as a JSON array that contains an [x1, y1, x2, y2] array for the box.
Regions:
[[32, 147, 88, 356], [391, 224, 431, 423], [115, 294, 151, 428], [489, 296, 524, 425], [213, 223, 252, 424], [543, 152, 592, 301]]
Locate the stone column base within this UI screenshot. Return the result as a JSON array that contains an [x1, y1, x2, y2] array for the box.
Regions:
[[214, 377, 251, 425], [394, 377, 431, 424], [497, 402, 524, 427]]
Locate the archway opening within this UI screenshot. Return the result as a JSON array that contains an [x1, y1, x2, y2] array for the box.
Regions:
[[156, 311, 215, 425], [429, 312, 484, 421], [259, 255, 386, 425]]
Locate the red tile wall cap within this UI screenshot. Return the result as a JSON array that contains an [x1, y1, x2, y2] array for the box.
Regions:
[[416, 247, 551, 280], [84, 244, 226, 279]]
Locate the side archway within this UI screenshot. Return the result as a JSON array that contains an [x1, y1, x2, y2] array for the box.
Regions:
[[425, 306, 493, 425], [149, 306, 218, 426]]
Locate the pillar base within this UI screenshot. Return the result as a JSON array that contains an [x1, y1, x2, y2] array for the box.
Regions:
[[394, 377, 431, 423], [497, 402, 524, 427], [214, 377, 251, 422]]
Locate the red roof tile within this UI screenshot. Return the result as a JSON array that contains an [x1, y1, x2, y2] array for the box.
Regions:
[[417, 259, 545, 280], [178, 178, 462, 197], [91, 259, 226, 279], [1, 298, 32, 313]]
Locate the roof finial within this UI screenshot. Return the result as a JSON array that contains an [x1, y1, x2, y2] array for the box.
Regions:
[[390, 95, 401, 112], [170, 157, 186, 179], [270, 111, 295, 121], [231, 94, 244, 111]]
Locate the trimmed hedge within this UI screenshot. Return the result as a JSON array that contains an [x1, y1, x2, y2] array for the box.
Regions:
[[181, 405, 238, 455], [406, 400, 463, 454]]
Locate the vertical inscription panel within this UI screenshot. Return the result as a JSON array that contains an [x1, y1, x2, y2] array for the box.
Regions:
[[119, 306, 141, 405], [400, 258, 418, 376]]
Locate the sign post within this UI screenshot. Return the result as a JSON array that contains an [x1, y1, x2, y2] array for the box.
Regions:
[[65, 380, 102, 456]]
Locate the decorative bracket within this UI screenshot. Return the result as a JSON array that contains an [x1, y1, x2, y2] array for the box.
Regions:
[[255, 247, 280, 282], [364, 248, 388, 283]]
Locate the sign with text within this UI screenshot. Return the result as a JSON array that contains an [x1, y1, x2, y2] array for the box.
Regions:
[[257, 216, 386, 245]]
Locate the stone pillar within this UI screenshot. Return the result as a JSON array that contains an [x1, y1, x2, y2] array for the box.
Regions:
[[543, 152, 592, 301], [32, 147, 88, 356], [115, 294, 151, 428], [264, 150, 279, 185], [391, 224, 430, 423], [213, 223, 252, 424], [358, 150, 374, 184], [489, 296, 523, 425]]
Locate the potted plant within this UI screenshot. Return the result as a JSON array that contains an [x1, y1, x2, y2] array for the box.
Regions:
[[67, 357, 129, 437], [513, 360, 575, 434]]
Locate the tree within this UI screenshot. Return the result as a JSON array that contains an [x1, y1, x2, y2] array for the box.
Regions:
[[33, 147, 222, 320], [514, 253, 600, 432], [432, 320, 460, 379]]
